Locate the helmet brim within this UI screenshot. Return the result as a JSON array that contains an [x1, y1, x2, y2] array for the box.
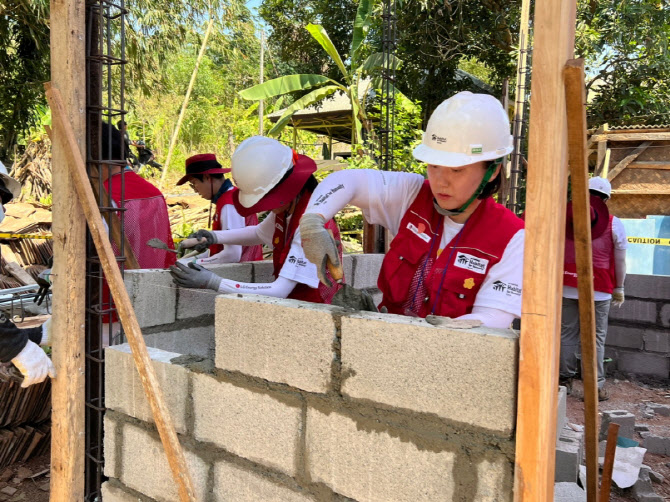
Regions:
[[413, 143, 513, 167]]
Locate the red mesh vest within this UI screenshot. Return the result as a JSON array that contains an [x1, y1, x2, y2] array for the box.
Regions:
[[563, 215, 616, 293], [378, 181, 524, 318], [272, 188, 343, 304], [210, 187, 263, 262]]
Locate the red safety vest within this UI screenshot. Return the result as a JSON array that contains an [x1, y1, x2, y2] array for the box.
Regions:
[[272, 185, 343, 304], [564, 215, 616, 293], [378, 181, 524, 318], [210, 187, 263, 262]]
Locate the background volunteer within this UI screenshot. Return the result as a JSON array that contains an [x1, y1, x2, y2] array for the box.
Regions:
[[300, 92, 525, 329], [171, 136, 343, 303], [176, 153, 262, 265], [0, 160, 55, 387], [560, 176, 627, 401]]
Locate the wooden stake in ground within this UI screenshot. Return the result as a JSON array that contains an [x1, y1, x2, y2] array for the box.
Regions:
[[513, 0, 577, 500], [46, 83, 197, 502], [600, 422, 620, 501], [564, 58, 600, 502], [49, 0, 86, 498]]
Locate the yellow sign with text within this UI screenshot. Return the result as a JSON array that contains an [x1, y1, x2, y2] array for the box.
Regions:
[[627, 236, 670, 246]]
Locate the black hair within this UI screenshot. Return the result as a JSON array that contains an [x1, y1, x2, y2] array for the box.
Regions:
[[0, 180, 14, 205], [101, 121, 124, 161], [190, 173, 224, 182], [301, 175, 318, 195], [117, 120, 126, 129], [589, 189, 608, 201], [478, 159, 502, 199]]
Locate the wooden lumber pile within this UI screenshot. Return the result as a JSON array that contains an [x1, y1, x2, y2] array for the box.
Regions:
[[0, 367, 51, 469], [8, 137, 52, 203]]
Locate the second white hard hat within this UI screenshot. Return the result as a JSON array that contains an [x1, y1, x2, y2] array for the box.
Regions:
[[231, 136, 294, 209], [413, 91, 513, 167], [589, 176, 611, 199]]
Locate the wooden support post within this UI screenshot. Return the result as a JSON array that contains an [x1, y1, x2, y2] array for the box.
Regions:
[[601, 148, 611, 178], [600, 422, 620, 502], [564, 58, 599, 502], [513, 0, 577, 500], [49, 1, 86, 499], [46, 84, 198, 502]]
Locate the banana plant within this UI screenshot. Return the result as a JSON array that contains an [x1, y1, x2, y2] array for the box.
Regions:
[[239, 0, 403, 147]]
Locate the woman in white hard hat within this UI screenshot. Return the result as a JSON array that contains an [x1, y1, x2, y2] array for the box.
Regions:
[[299, 91, 525, 329], [170, 136, 344, 303], [0, 161, 55, 387]]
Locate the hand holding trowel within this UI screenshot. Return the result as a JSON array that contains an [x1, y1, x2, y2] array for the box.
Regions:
[[146, 238, 202, 259]]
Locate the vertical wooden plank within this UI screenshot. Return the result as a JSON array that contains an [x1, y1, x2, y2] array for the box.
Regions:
[[49, 0, 86, 500], [514, 1, 577, 501], [565, 58, 599, 502]]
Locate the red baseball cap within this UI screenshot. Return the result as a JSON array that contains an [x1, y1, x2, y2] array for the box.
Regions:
[[566, 194, 610, 240], [233, 152, 317, 216], [176, 153, 231, 186]]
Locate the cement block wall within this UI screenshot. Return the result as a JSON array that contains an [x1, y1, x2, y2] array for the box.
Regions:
[[123, 254, 383, 358], [104, 294, 518, 501], [605, 274, 670, 379]]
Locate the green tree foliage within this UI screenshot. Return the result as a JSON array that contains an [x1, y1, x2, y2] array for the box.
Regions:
[[576, 0, 670, 127], [0, 0, 50, 159]]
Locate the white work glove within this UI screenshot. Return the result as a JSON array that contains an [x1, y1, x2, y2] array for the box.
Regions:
[[425, 315, 483, 329], [180, 230, 217, 253], [612, 287, 625, 308], [40, 317, 52, 346], [299, 213, 340, 287], [11, 340, 56, 388], [169, 262, 222, 291]]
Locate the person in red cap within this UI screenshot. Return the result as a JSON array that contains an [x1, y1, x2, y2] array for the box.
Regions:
[[560, 177, 627, 401], [176, 153, 262, 264], [170, 136, 343, 303]]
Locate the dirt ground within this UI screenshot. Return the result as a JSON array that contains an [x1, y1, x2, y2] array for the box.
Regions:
[[0, 453, 49, 502], [566, 377, 670, 501]]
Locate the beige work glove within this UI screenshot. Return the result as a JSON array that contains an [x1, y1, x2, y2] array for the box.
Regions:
[[11, 340, 56, 388], [612, 287, 625, 308], [425, 315, 483, 329], [299, 213, 340, 287], [40, 317, 52, 346]]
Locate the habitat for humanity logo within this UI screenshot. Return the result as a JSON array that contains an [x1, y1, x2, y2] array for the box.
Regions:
[[431, 133, 447, 145], [492, 281, 521, 297], [288, 255, 308, 267], [454, 252, 489, 274]]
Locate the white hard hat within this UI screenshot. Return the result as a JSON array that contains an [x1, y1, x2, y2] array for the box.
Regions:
[[0, 161, 21, 199], [231, 136, 294, 209], [589, 176, 611, 199], [413, 91, 513, 167]]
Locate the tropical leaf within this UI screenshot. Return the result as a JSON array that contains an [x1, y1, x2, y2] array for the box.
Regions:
[[268, 85, 342, 137], [306, 24, 350, 83], [359, 52, 403, 75], [350, 92, 363, 145], [371, 77, 417, 112], [239, 74, 336, 100], [350, 0, 373, 64]]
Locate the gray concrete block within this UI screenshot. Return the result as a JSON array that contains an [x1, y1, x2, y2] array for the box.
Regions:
[[101, 482, 143, 502], [215, 294, 340, 393], [557, 386, 567, 442], [643, 331, 670, 354], [647, 403, 670, 416], [616, 351, 670, 378], [144, 325, 214, 358], [608, 300, 657, 323], [107, 419, 209, 502], [342, 254, 354, 285], [340, 311, 518, 435], [305, 407, 513, 502], [176, 263, 252, 320], [192, 373, 302, 476], [125, 269, 176, 328], [640, 433, 670, 455], [105, 345, 190, 434], [554, 482, 586, 502], [632, 466, 665, 502], [605, 325, 645, 350], [252, 259, 275, 283], [600, 410, 635, 441], [212, 462, 313, 502], [624, 274, 670, 300], [351, 253, 384, 289], [661, 303, 670, 328], [103, 414, 120, 479], [555, 427, 584, 483]]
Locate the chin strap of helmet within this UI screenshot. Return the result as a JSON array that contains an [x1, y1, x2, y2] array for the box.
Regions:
[[432, 158, 502, 217]]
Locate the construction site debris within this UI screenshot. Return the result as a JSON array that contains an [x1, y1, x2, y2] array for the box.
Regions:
[[9, 138, 52, 203]]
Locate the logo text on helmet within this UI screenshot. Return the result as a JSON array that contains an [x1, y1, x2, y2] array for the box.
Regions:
[[431, 133, 447, 145], [469, 144, 483, 154]]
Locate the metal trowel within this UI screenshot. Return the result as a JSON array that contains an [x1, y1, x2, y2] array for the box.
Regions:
[[146, 238, 202, 259], [327, 256, 378, 312]]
